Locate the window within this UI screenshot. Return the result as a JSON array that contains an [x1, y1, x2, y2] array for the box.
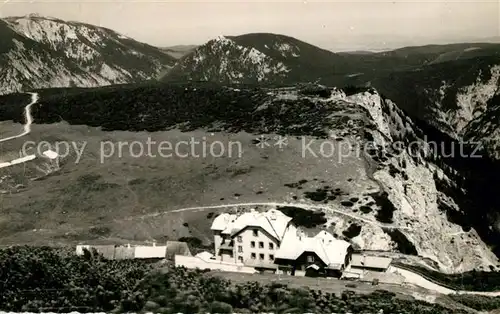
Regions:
[[237, 236, 242, 243], [253, 229, 258, 237], [251, 241, 255, 248], [229, 251, 233, 258], [307, 255, 315, 263], [269, 254, 274, 261], [251, 253, 256, 259], [238, 246, 243, 253], [238, 256, 243, 262], [259, 253, 265, 260], [269, 242, 274, 250], [259, 241, 264, 248]]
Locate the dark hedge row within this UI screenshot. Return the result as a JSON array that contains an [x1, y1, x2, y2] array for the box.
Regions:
[[0, 246, 471, 313], [0, 246, 154, 312], [0, 82, 373, 139], [125, 267, 467, 314]]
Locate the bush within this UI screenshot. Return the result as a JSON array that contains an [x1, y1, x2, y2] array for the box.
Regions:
[[130, 267, 467, 313], [210, 301, 233, 313], [0, 250, 470, 313], [0, 246, 153, 312], [276, 206, 327, 228]]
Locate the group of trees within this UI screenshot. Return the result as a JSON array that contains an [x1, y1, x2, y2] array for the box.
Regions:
[[28, 82, 373, 138], [0, 246, 153, 312]]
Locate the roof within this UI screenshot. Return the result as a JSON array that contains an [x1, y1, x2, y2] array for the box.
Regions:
[[275, 227, 351, 268], [134, 245, 167, 259], [307, 264, 320, 270], [350, 254, 392, 269], [210, 209, 292, 242], [211, 213, 237, 231]]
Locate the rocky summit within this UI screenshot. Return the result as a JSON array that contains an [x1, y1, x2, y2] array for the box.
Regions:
[[0, 14, 175, 94]]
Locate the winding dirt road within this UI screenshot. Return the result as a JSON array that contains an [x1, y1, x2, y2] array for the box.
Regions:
[[118, 201, 413, 231], [0, 92, 39, 169], [391, 266, 500, 296], [0, 92, 39, 143]]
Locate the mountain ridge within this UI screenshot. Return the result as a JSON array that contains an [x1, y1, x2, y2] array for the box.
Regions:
[[0, 82, 498, 273], [0, 14, 176, 94]]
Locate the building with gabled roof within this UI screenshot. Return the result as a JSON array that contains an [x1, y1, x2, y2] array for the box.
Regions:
[[274, 227, 353, 278], [210, 208, 353, 277], [210, 209, 293, 270]]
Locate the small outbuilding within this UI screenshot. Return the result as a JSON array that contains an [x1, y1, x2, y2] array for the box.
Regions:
[[350, 254, 392, 272]]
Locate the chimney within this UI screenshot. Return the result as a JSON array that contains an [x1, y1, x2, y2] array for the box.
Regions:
[[127, 243, 131, 248], [270, 210, 277, 220]]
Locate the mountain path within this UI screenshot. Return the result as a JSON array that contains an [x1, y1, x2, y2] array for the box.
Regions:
[[0, 92, 39, 143], [0, 92, 39, 169], [117, 201, 413, 231], [391, 266, 500, 296]]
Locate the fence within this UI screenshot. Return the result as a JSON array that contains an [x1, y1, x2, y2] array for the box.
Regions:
[[392, 262, 459, 291]]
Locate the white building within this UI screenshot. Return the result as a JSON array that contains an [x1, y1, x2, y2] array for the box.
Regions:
[[210, 209, 353, 276], [210, 209, 292, 270], [274, 227, 353, 277]]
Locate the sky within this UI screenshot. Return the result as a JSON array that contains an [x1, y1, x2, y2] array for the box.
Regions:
[[0, 0, 498, 51]]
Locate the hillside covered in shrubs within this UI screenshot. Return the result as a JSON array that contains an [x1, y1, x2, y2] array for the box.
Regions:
[[0, 246, 154, 312], [0, 82, 374, 139], [0, 246, 475, 313]]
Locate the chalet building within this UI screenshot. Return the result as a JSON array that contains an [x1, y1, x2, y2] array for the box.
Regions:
[[210, 209, 293, 271], [210, 209, 353, 277], [274, 228, 353, 278]]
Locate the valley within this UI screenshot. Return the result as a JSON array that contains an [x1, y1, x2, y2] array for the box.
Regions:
[[0, 9, 499, 313], [0, 83, 497, 276]]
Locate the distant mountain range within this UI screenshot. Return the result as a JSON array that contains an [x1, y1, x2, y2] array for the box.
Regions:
[[161, 33, 500, 156], [0, 14, 175, 94], [161, 33, 500, 85]]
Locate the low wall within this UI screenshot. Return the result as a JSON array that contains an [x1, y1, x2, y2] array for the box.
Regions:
[[175, 255, 257, 273], [391, 262, 458, 291]]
